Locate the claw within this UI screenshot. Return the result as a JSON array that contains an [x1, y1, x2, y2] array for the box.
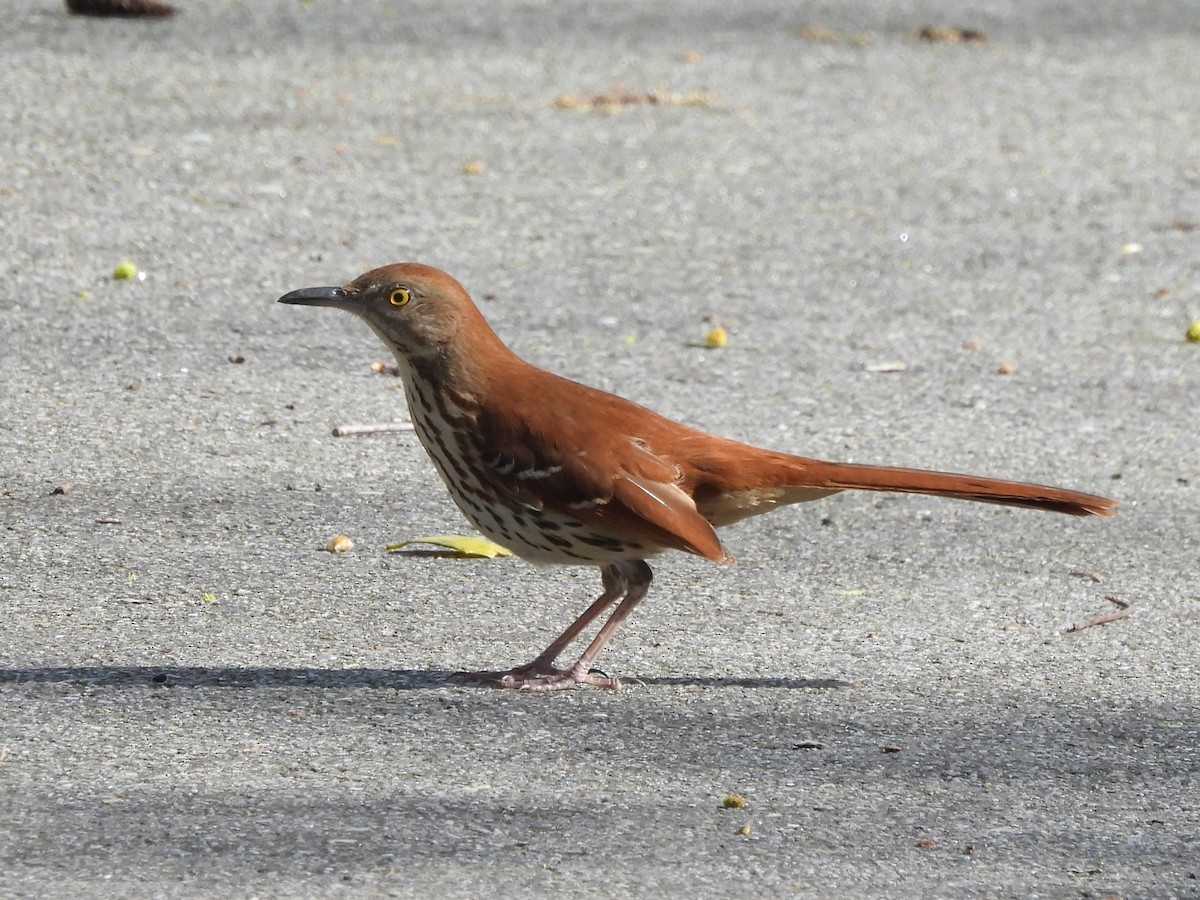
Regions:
[[456, 662, 622, 691]]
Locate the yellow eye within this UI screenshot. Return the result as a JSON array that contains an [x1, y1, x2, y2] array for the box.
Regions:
[[389, 287, 411, 307]]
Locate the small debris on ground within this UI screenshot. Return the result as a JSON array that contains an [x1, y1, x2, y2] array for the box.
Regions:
[[794, 25, 875, 45], [66, 0, 176, 16], [555, 87, 714, 111], [1065, 596, 1131, 633], [917, 25, 987, 43], [325, 534, 354, 553]]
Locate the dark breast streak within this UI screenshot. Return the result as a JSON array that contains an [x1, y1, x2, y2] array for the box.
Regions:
[[401, 379, 652, 566]]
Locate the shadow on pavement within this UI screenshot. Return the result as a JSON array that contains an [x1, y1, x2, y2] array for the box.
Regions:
[[0, 666, 849, 691]]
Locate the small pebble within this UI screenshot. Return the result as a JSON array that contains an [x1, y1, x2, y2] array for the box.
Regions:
[[326, 534, 354, 553], [704, 326, 728, 348]]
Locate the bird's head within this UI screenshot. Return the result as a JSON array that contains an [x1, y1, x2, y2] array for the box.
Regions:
[[279, 263, 488, 362]]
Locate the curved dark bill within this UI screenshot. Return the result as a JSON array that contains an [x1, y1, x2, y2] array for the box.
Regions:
[[278, 286, 350, 308]]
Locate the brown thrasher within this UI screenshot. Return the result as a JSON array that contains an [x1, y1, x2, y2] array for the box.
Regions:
[[280, 263, 1116, 690]]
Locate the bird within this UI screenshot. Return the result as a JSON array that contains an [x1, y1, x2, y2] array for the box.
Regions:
[[279, 263, 1116, 690]]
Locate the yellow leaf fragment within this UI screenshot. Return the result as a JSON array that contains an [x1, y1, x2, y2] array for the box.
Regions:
[[386, 535, 513, 558]]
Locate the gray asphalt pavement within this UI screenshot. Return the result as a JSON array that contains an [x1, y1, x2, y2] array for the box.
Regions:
[[2, 1, 1197, 897]]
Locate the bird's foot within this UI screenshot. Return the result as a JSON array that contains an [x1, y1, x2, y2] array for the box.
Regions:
[[456, 660, 621, 691]]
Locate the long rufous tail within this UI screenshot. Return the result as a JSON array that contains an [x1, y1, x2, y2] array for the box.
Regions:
[[786, 460, 1116, 517]]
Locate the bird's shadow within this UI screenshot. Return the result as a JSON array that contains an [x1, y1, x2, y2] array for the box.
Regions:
[[0, 665, 847, 692]]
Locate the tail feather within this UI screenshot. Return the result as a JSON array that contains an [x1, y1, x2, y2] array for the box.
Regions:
[[798, 461, 1117, 518]]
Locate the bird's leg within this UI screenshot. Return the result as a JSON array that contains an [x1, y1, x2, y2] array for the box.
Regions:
[[461, 561, 653, 690], [457, 565, 623, 687], [538, 560, 653, 691]]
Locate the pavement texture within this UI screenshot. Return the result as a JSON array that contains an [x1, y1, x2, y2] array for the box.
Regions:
[[1, 1, 1197, 897]]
